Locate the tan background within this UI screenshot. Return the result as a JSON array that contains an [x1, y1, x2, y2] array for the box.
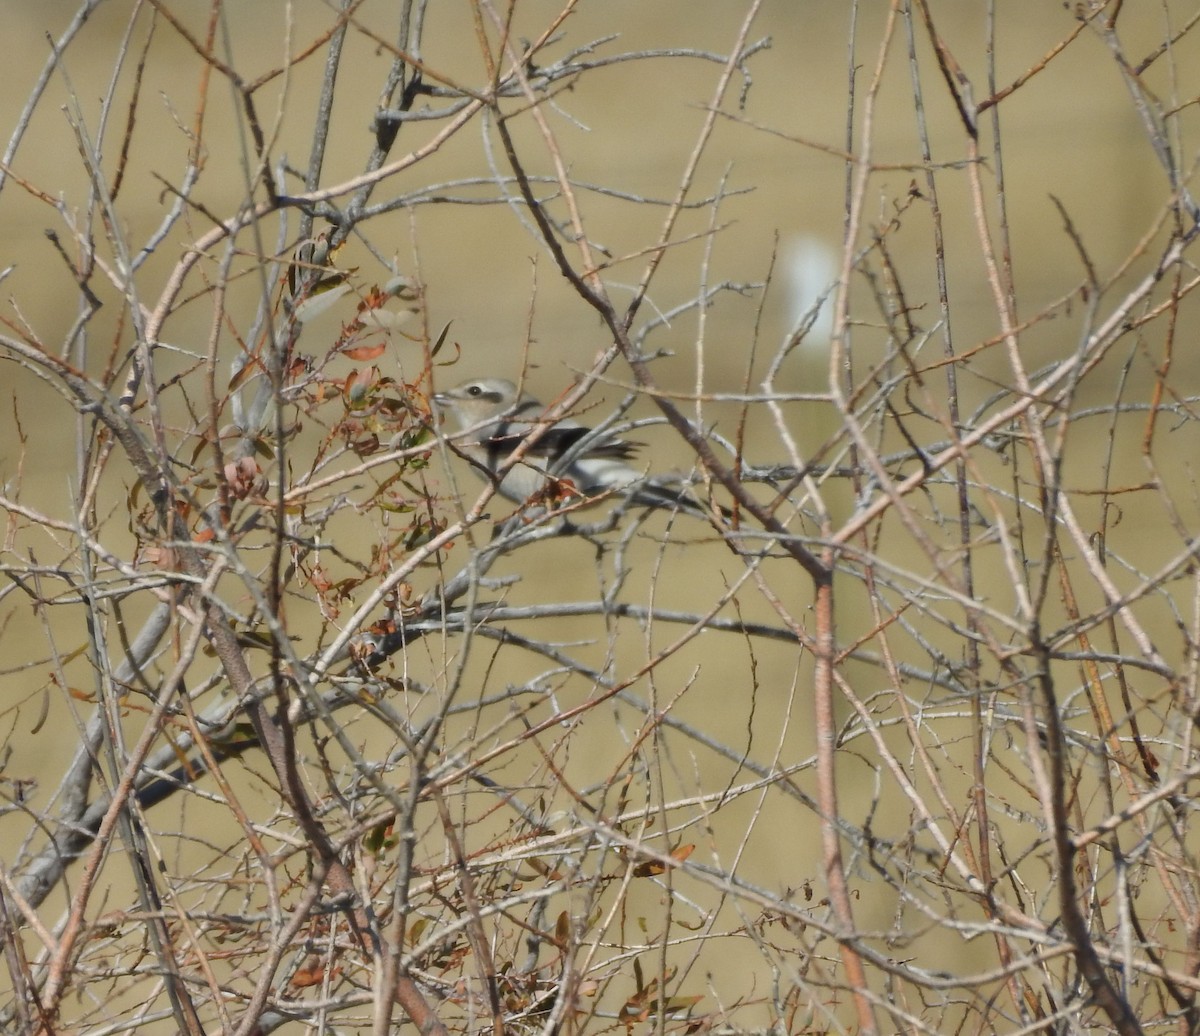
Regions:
[[1, 1, 1195, 1029]]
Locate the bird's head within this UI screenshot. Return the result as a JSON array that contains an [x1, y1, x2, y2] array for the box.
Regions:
[[432, 378, 523, 430]]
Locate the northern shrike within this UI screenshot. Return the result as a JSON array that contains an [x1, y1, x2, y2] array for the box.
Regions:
[[432, 378, 720, 520]]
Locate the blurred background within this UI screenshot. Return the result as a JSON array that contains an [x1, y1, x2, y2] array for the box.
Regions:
[[3, 1, 1199, 1031]]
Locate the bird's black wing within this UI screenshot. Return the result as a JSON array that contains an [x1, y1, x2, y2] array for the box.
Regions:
[[485, 423, 640, 468]]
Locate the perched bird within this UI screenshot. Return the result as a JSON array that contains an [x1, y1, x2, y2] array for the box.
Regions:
[[432, 377, 720, 520]]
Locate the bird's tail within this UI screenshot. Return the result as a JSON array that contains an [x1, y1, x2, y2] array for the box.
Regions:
[[629, 480, 729, 522]]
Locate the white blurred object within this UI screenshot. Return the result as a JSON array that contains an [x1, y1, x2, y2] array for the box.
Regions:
[[781, 235, 838, 344]]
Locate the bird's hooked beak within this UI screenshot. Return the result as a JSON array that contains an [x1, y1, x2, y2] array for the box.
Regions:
[[431, 391, 461, 426]]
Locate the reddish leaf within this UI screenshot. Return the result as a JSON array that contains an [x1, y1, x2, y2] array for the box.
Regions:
[[343, 342, 387, 361]]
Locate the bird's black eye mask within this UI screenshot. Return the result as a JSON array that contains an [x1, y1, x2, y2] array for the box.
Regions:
[[466, 385, 506, 405]]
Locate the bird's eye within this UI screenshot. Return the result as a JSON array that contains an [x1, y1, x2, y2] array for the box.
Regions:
[[466, 385, 483, 396]]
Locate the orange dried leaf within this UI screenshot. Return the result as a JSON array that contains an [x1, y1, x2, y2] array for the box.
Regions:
[[228, 356, 262, 391], [527, 857, 565, 881], [343, 342, 387, 361], [291, 960, 338, 988]]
